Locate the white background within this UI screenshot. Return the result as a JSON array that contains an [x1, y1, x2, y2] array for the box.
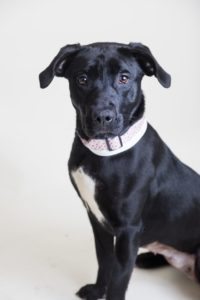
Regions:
[[0, 0, 200, 299]]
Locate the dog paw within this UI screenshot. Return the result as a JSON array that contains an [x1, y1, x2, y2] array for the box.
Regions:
[[76, 284, 105, 299]]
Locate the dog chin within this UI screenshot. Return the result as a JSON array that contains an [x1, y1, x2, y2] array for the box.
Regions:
[[84, 129, 121, 140], [94, 132, 119, 139]]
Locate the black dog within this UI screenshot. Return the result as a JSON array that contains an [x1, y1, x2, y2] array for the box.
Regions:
[[39, 42, 200, 300]]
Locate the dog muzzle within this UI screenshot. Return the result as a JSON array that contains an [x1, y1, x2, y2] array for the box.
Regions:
[[78, 117, 148, 156]]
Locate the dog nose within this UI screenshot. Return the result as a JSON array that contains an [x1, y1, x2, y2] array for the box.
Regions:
[[94, 110, 114, 126]]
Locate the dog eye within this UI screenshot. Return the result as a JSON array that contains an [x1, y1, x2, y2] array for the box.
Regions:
[[118, 74, 129, 84], [77, 74, 88, 86]]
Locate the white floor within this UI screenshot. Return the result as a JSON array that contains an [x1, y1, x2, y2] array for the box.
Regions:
[[1, 218, 200, 300]]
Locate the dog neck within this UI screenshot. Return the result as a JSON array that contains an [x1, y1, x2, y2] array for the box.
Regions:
[[78, 117, 148, 156]]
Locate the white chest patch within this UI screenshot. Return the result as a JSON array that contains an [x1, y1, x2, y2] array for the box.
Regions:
[[71, 167, 105, 224], [144, 242, 195, 280]]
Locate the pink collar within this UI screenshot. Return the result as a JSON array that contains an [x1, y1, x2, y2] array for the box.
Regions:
[[79, 117, 148, 156]]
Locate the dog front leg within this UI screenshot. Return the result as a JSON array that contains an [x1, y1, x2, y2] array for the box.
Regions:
[[77, 214, 114, 300], [106, 225, 141, 300]]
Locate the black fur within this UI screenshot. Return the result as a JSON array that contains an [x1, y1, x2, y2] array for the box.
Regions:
[[136, 252, 169, 269], [39, 42, 200, 300]]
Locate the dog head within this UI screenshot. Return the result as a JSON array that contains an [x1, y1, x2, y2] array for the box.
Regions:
[[39, 42, 171, 139]]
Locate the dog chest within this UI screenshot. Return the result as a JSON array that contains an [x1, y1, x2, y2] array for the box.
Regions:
[[71, 167, 106, 224]]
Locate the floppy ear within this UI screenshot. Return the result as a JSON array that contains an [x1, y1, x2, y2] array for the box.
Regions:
[[129, 43, 171, 88], [39, 43, 81, 89]]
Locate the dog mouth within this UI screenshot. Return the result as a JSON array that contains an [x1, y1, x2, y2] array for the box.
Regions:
[[93, 129, 122, 139], [82, 114, 124, 139], [83, 125, 123, 139]]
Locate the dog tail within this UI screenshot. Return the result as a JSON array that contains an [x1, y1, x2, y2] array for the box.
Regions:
[[135, 252, 169, 269]]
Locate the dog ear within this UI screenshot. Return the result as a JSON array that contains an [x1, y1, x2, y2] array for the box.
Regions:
[[39, 43, 81, 89], [129, 43, 171, 88]]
